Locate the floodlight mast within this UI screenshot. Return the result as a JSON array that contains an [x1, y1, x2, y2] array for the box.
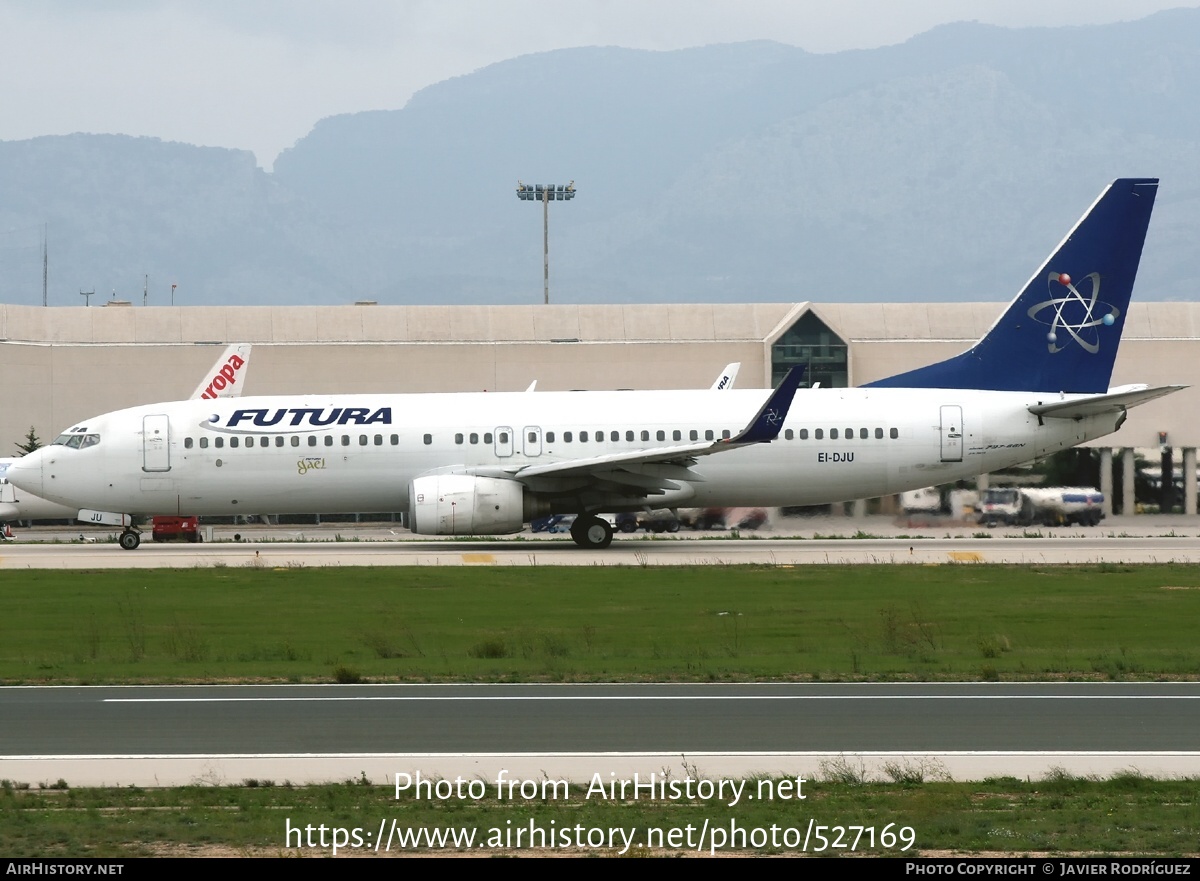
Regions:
[[516, 181, 575, 304]]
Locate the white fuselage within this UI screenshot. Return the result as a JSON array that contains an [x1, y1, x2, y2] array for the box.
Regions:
[[9, 386, 1123, 521]]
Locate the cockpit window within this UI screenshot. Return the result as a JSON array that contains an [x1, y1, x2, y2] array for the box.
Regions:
[[53, 433, 99, 449]]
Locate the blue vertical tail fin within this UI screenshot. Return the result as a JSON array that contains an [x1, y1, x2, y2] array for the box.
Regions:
[[866, 178, 1158, 394]]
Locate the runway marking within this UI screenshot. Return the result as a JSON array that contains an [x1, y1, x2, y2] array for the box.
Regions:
[[103, 694, 1200, 703], [948, 551, 983, 562], [461, 553, 495, 564]]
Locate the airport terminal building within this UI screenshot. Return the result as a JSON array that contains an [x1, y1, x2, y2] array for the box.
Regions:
[[2, 300, 1197, 516]]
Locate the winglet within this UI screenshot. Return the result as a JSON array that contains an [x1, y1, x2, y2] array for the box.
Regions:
[[725, 366, 805, 445]]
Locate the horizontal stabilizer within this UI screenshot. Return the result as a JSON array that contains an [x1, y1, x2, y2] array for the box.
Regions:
[[1028, 385, 1185, 420]]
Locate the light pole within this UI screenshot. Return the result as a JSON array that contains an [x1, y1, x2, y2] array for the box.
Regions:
[[517, 181, 575, 304]]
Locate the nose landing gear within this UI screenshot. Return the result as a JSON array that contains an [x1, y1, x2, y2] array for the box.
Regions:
[[118, 529, 141, 551]]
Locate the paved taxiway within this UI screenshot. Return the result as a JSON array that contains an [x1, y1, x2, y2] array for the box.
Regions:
[[4, 534, 1200, 568], [5, 683, 1200, 787]]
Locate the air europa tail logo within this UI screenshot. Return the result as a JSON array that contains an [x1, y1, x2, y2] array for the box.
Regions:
[[199, 353, 247, 399], [206, 407, 393, 433]]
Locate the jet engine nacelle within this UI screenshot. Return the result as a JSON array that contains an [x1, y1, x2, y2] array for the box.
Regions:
[[408, 475, 544, 535]]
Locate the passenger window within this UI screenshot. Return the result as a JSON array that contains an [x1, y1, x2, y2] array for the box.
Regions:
[[391, 435, 399, 445], [814, 429, 823, 440], [184, 437, 193, 449], [276, 437, 285, 447], [690, 429, 698, 441], [325, 436, 334, 447], [705, 430, 714, 441], [499, 432, 509, 444], [528, 432, 537, 443], [580, 431, 589, 442], [845, 428, 853, 438], [374, 435, 382, 446], [342, 435, 351, 446], [874, 428, 883, 439], [859, 428, 867, 439], [308, 436, 317, 447], [564, 431, 572, 442], [359, 435, 367, 445], [656, 430, 665, 441], [455, 433, 464, 445], [215, 437, 224, 448], [784, 429, 793, 440], [721, 429, 731, 439], [230, 437, 239, 448], [672, 430, 681, 441], [799, 429, 808, 440], [244, 437, 255, 448], [423, 434, 432, 445], [641, 430, 650, 442], [610, 431, 619, 442], [470, 433, 479, 444], [890, 428, 899, 439], [484, 433, 493, 444], [200, 437, 209, 449], [626, 430, 634, 442]]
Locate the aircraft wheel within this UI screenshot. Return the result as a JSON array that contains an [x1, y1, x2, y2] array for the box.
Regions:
[[118, 530, 141, 551], [571, 515, 613, 550], [666, 520, 680, 533]]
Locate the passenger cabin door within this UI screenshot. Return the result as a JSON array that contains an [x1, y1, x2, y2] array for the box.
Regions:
[[494, 426, 514, 458], [142, 414, 172, 472], [939, 405, 963, 463], [523, 426, 542, 457]]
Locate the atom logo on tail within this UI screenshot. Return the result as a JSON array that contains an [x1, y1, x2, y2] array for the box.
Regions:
[[1026, 272, 1119, 354]]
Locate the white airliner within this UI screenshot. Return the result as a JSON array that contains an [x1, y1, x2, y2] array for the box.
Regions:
[[0, 344, 251, 527], [7, 179, 1181, 550]]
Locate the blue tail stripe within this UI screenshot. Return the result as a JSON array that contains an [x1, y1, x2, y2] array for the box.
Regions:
[[866, 178, 1158, 394]]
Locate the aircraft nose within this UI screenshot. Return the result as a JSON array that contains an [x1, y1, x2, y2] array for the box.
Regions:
[[5, 450, 45, 496]]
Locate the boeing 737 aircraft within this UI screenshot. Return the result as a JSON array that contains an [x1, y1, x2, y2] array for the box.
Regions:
[[7, 179, 1181, 550], [0, 344, 252, 527]]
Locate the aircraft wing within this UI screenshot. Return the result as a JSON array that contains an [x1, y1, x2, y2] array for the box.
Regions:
[[504, 367, 804, 491], [1028, 385, 1185, 420]]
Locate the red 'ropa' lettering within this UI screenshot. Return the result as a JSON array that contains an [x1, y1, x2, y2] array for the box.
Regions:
[[201, 354, 248, 400]]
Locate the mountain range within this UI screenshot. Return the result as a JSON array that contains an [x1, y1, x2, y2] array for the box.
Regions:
[[1, 8, 1197, 308]]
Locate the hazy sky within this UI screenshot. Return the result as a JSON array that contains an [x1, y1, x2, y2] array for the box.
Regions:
[[3, 1, 1196, 170]]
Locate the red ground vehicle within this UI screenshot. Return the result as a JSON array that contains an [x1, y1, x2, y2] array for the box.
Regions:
[[151, 515, 202, 543]]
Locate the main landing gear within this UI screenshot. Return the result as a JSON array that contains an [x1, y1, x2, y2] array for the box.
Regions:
[[570, 514, 613, 550], [118, 528, 141, 551]]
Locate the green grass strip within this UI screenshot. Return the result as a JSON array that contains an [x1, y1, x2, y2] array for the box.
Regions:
[[1, 772, 1197, 857], [2, 564, 1199, 683]]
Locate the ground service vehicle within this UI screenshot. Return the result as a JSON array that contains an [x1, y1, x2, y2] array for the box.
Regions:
[[977, 487, 1105, 527]]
